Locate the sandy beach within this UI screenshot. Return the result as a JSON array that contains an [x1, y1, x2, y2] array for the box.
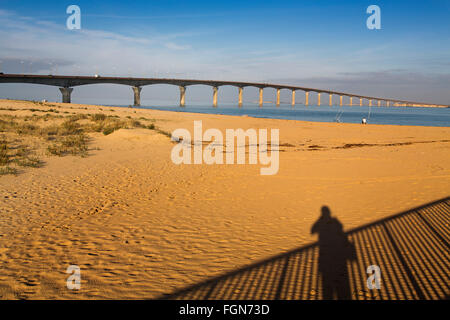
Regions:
[[0, 98, 449, 299]]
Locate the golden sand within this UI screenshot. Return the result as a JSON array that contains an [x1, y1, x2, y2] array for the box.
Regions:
[[0, 99, 449, 299]]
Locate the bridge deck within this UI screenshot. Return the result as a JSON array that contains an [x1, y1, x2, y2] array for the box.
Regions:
[[0, 74, 446, 107]]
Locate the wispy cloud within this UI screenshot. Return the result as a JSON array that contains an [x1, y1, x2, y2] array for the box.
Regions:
[[0, 9, 14, 16], [164, 42, 191, 51]]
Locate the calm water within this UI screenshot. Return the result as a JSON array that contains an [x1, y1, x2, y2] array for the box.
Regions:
[[116, 101, 450, 127]]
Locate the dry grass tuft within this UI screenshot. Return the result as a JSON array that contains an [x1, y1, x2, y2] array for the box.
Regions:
[[0, 138, 9, 166], [0, 106, 165, 176]]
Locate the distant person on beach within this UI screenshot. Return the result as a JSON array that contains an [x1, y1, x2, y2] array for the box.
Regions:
[[362, 118, 367, 124], [311, 206, 355, 299]]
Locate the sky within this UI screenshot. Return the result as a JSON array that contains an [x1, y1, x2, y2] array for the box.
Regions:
[[0, 0, 449, 105]]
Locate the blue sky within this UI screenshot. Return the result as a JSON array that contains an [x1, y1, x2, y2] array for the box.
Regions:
[[0, 0, 449, 105]]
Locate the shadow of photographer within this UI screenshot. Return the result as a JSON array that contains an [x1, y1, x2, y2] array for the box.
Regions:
[[311, 206, 356, 300]]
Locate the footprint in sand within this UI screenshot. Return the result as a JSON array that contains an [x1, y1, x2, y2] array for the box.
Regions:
[[85, 200, 119, 216]]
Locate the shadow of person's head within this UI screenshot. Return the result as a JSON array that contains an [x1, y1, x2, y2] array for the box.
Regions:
[[321, 206, 331, 219]]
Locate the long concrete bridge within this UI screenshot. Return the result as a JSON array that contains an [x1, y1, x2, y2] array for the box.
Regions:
[[0, 74, 447, 108]]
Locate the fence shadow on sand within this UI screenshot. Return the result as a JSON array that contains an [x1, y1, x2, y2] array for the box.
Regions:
[[162, 197, 449, 300]]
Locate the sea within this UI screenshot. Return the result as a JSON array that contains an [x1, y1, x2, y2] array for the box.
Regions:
[[112, 101, 450, 127]]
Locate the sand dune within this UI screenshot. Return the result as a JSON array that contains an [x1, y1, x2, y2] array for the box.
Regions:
[[0, 99, 449, 299]]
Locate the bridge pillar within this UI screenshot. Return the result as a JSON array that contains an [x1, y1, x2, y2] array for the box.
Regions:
[[291, 90, 295, 106], [329, 94, 332, 106], [369, 100, 372, 107], [378, 100, 381, 107], [59, 87, 73, 103], [179, 86, 186, 107], [387, 101, 390, 107], [259, 88, 263, 107], [132, 86, 142, 106], [317, 93, 321, 106], [238, 87, 243, 107], [276, 89, 280, 106], [213, 86, 218, 107], [360, 98, 363, 106], [349, 97, 353, 106], [339, 95, 343, 107], [304, 91, 309, 106]]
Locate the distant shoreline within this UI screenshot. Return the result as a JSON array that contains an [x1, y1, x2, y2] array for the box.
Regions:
[[2, 98, 449, 127]]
